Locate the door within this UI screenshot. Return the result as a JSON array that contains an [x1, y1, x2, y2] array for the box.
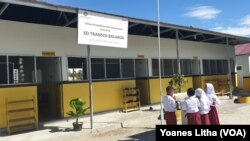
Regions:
[[191, 59, 201, 75], [135, 59, 150, 105], [237, 66, 243, 88], [135, 59, 148, 78], [36, 57, 62, 121]]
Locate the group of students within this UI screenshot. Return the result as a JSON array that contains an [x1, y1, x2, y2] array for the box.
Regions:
[[163, 83, 220, 125]]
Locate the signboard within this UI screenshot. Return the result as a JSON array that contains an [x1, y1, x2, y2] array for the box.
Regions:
[[42, 51, 55, 57], [193, 56, 198, 60], [78, 10, 128, 48], [137, 54, 145, 58]]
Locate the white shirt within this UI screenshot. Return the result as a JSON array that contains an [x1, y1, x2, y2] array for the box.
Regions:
[[199, 99, 211, 114], [181, 96, 200, 113], [195, 88, 211, 115], [163, 95, 176, 112]]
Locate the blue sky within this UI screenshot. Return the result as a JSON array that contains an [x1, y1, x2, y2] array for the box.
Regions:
[[43, 0, 250, 37]]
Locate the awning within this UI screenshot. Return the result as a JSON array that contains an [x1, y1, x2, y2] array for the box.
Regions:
[[0, 0, 250, 45]]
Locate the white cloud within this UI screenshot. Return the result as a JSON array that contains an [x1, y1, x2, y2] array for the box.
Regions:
[[241, 15, 250, 26], [211, 26, 250, 36], [210, 14, 250, 37], [212, 26, 224, 30], [185, 6, 221, 20]]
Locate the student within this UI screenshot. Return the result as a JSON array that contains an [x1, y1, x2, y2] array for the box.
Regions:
[[195, 88, 211, 125], [182, 88, 202, 125], [205, 83, 220, 125], [163, 86, 177, 125]]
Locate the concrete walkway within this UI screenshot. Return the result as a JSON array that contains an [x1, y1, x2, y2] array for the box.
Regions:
[[1, 96, 250, 141], [0, 105, 163, 141]]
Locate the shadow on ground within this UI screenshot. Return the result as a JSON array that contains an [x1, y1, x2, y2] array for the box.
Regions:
[[117, 129, 155, 141], [41, 126, 92, 133]]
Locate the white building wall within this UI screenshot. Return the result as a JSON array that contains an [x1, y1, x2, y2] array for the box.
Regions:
[[236, 55, 250, 77], [0, 20, 235, 81]]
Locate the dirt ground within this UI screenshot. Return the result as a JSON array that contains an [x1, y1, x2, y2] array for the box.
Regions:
[[46, 96, 250, 141]]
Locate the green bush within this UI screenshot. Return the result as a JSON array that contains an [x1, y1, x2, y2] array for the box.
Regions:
[[168, 73, 187, 93]]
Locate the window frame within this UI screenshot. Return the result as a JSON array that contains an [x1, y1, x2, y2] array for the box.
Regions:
[[67, 56, 87, 81], [0, 54, 36, 85], [121, 58, 135, 78], [202, 59, 230, 75]]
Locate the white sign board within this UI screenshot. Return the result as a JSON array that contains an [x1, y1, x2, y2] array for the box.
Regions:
[[78, 10, 128, 48]]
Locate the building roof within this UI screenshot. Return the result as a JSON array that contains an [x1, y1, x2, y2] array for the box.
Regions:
[[1, 0, 250, 45], [235, 43, 250, 55]]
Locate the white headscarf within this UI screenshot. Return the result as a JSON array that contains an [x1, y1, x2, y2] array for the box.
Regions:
[[195, 88, 210, 114], [205, 83, 221, 106]]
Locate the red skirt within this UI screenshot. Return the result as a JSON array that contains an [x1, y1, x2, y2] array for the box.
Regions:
[[201, 114, 210, 125], [209, 106, 220, 125], [164, 112, 177, 125], [187, 112, 202, 125]]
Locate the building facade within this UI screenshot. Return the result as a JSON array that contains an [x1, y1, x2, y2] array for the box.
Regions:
[[1, 0, 250, 129]]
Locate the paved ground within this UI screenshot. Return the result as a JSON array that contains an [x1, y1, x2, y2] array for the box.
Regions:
[[1, 96, 250, 141]]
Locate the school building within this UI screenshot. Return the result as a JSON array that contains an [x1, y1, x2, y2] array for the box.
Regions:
[[235, 43, 250, 90], [1, 0, 250, 131]]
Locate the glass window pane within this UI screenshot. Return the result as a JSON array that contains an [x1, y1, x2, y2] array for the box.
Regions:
[[181, 59, 192, 75], [222, 60, 228, 73], [106, 59, 120, 78], [121, 59, 135, 78], [173, 59, 178, 74], [152, 59, 163, 76], [9, 56, 35, 84], [210, 60, 217, 74], [92, 58, 104, 63], [0, 56, 7, 84], [68, 57, 87, 81], [203, 60, 210, 74], [91, 58, 105, 79], [163, 59, 173, 76], [217, 60, 223, 74], [152, 59, 159, 76]]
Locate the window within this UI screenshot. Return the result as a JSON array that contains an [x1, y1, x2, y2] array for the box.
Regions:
[[163, 59, 174, 76], [91, 58, 105, 79], [68, 57, 135, 80], [0, 56, 7, 84], [152, 59, 181, 76], [181, 59, 192, 75], [203, 60, 210, 74], [121, 59, 135, 78], [68, 57, 87, 81], [210, 60, 217, 74], [173, 59, 178, 74], [203, 59, 229, 75], [106, 59, 120, 78], [222, 60, 229, 73], [217, 60, 223, 74], [152, 59, 163, 76], [8, 56, 35, 84]]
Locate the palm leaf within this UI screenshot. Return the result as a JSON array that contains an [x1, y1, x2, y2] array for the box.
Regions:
[[67, 98, 89, 123]]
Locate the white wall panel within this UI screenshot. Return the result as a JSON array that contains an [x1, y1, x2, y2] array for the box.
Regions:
[[0, 20, 235, 80]]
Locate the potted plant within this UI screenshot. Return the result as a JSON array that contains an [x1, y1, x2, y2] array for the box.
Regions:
[[67, 98, 89, 131], [168, 73, 187, 93], [168, 73, 187, 123]]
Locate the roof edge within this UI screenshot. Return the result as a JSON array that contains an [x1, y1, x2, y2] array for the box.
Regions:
[[1, 0, 250, 43]]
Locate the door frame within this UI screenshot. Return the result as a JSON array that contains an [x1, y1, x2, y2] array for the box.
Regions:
[[35, 56, 63, 82], [135, 58, 149, 78]]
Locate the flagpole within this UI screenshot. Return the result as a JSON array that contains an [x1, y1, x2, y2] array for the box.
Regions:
[[87, 45, 94, 129], [157, 0, 163, 125]]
